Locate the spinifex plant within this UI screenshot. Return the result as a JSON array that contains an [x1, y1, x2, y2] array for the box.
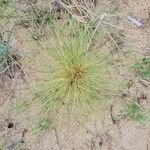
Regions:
[[32, 18, 117, 130]]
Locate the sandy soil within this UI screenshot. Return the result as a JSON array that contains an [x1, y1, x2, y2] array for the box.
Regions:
[[0, 0, 150, 150]]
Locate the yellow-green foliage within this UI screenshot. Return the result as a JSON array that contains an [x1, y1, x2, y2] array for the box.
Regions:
[[33, 19, 117, 128]]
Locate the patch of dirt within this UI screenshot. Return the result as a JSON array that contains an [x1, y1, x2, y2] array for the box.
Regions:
[[0, 0, 150, 150]]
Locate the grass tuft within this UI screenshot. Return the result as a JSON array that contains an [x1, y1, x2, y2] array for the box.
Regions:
[[133, 57, 150, 80], [0, 39, 11, 77], [0, 28, 21, 81], [124, 102, 149, 123], [31, 18, 118, 130]]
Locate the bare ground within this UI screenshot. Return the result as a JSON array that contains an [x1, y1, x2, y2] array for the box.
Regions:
[[0, 0, 150, 150]]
